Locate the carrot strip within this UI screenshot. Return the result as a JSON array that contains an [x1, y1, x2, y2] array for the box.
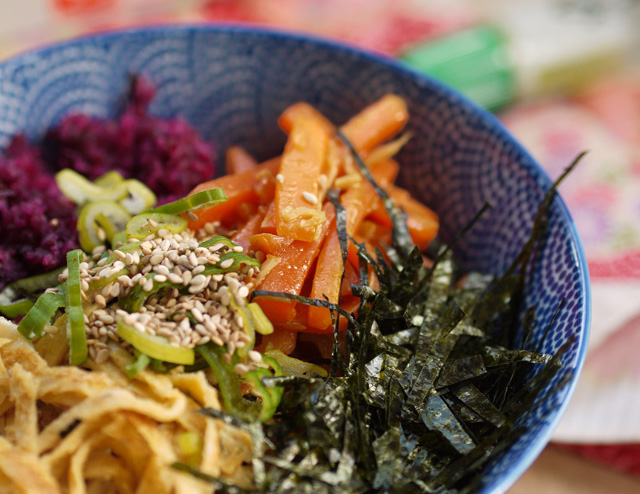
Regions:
[[255, 203, 334, 324], [339, 94, 408, 153], [308, 227, 342, 330], [249, 233, 293, 256], [278, 102, 334, 135], [225, 146, 257, 175], [255, 328, 297, 355], [342, 160, 399, 267], [275, 116, 329, 242], [260, 202, 277, 234], [368, 185, 439, 251], [279, 95, 408, 155], [231, 207, 266, 252], [188, 159, 280, 230]]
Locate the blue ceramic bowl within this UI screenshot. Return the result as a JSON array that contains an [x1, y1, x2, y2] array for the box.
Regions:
[[0, 26, 589, 493]]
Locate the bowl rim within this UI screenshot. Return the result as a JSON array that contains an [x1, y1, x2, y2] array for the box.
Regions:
[[0, 24, 591, 493]]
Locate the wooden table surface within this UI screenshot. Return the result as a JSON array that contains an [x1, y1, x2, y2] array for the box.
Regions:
[[510, 445, 640, 493]]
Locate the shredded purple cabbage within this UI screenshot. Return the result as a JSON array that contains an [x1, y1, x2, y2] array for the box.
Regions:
[[46, 76, 216, 199], [0, 136, 79, 288], [0, 76, 217, 289]]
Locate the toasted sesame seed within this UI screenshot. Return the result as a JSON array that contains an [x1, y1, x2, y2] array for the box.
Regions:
[[95, 294, 107, 307], [153, 275, 167, 283], [149, 254, 163, 266], [114, 250, 126, 259]]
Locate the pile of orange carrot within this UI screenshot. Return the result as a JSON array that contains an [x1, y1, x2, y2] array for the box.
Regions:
[[187, 95, 438, 355]]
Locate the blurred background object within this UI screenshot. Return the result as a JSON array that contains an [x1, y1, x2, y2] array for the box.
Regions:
[[2, 0, 640, 491]]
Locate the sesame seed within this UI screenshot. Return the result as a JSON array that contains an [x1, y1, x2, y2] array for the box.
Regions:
[[147, 219, 158, 228], [237, 286, 250, 299], [143, 279, 154, 292], [248, 350, 262, 362], [187, 211, 198, 222], [302, 191, 318, 205], [153, 275, 167, 283], [276, 173, 284, 184], [168, 273, 183, 284], [234, 363, 252, 375], [95, 294, 106, 307], [114, 250, 126, 259], [219, 258, 234, 269]]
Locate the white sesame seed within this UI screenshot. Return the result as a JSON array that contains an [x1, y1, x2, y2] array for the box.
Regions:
[[233, 245, 244, 253], [143, 279, 154, 292], [302, 191, 318, 205], [168, 273, 183, 284], [109, 284, 119, 298], [191, 308, 204, 322], [248, 350, 262, 362], [276, 173, 284, 184], [182, 271, 192, 285], [219, 258, 234, 269], [237, 286, 250, 299], [114, 250, 126, 259], [149, 254, 164, 265], [153, 275, 167, 283], [147, 219, 158, 227], [154, 265, 170, 276], [95, 294, 107, 307]]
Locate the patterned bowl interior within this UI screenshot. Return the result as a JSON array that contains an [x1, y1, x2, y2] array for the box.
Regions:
[[0, 27, 590, 493]]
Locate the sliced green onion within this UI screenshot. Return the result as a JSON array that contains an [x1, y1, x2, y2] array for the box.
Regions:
[[110, 230, 128, 247], [125, 352, 151, 377], [96, 211, 130, 245], [196, 343, 261, 422], [93, 170, 125, 188], [16, 292, 64, 339], [246, 302, 274, 335], [56, 169, 129, 205], [198, 235, 237, 250], [56, 169, 156, 215], [120, 180, 157, 215], [0, 298, 34, 318], [227, 297, 254, 357], [264, 349, 328, 378], [77, 201, 131, 252], [66, 249, 87, 365], [116, 315, 195, 365], [126, 213, 188, 240], [150, 188, 227, 215], [119, 274, 182, 313], [2, 267, 65, 295], [243, 355, 283, 421]]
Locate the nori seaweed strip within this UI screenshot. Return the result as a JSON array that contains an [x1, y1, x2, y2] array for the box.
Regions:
[[337, 129, 414, 258], [435, 355, 487, 388], [327, 188, 348, 377], [452, 384, 505, 427], [420, 394, 475, 455]]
